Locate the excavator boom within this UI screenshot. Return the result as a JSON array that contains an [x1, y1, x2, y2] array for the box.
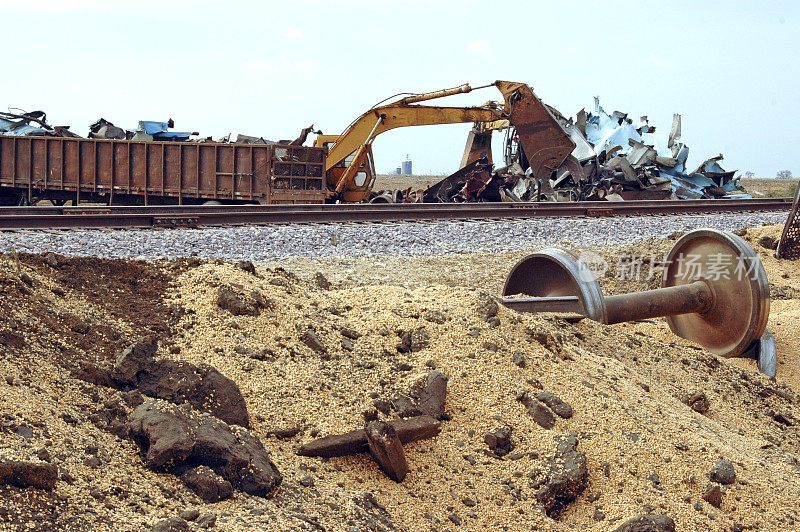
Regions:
[[324, 106, 504, 172], [316, 80, 574, 202]]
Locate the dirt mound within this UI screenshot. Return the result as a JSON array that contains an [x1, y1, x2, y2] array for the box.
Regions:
[[0, 252, 179, 530], [1, 236, 800, 530]]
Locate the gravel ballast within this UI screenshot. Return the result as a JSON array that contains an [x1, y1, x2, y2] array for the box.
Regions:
[[0, 212, 786, 259]]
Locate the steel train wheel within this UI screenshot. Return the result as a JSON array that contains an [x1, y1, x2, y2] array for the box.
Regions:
[[663, 229, 770, 358], [502, 248, 607, 324]]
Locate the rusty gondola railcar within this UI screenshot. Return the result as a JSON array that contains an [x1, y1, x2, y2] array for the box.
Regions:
[[0, 135, 327, 205]]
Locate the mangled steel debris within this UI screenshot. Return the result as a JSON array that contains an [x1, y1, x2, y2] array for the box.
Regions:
[[0, 110, 80, 138], [88, 118, 129, 140], [231, 133, 271, 145], [422, 157, 496, 203], [4, 107, 282, 146], [2, 109, 204, 142], [423, 96, 749, 203]]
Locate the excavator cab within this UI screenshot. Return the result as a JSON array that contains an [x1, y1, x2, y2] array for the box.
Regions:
[[315, 135, 376, 202], [327, 150, 376, 203]]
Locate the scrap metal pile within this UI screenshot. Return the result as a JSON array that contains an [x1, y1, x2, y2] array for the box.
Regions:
[[0, 110, 81, 138], [0, 111, 270, 144], [424, 97, 747, 203]]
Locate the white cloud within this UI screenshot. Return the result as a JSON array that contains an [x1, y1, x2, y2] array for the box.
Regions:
[[564, 44, 581, 53], [466, 39, 494, 60], [282, 26, 305, 40], [245, 57, 319, 75]]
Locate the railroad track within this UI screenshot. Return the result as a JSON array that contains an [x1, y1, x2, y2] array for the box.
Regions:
[[0, 198, 791, 230]]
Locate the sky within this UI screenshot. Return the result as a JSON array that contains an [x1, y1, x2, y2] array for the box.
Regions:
[[1, 0, 797, 178]]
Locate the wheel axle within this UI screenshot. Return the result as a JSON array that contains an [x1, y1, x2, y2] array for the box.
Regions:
[[501, 229, 776, 377]]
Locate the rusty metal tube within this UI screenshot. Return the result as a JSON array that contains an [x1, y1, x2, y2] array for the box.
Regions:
[[604, 280, 713, 325]]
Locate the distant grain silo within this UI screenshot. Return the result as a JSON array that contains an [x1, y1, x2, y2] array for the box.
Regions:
[[401, 155, 412, 176]]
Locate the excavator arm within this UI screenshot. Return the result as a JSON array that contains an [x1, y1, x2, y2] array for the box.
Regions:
[[323, 106, 504, 172], [316, 80, 574, 202]]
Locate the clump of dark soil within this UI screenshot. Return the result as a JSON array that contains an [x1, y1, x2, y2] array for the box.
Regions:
[[5, 253, 177, 367]]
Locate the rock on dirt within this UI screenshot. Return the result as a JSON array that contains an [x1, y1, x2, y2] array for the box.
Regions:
[[109, 336, 159, 384], [127, 399, 281, 498], [484, 426, 515, 457], [196, 513, 217, 528], [535, 391, 573, 419], [110, 337, 250, 427], [313, 272, 331, 290], [267, 426, 302, 440], [525, 325, 563, 353], [684, 391, 710, 414], [535, 435, 588, 518], [423, 310, 448, 324], [300, 329, 326, 353], [758, 235, 779, 250], [149, 517, 191, 532], [475, 292, 499, 321], [612, 514, 676, 532], [181, 465, 234, 503], [703, 483, 723, 508], [709, 459, 737, 485], [216, 286, 259, 316], [516, 391, 556, 429], [0, 460, 58, 490], [237, 260, 257, 275], [340, 327, 362, 340], [397, 328, 430, 353], [393, 370, 448, 420], [0, 330, 26, 349]]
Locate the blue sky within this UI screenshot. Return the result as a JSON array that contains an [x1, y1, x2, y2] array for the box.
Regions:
[[2, 0, 797, 177]]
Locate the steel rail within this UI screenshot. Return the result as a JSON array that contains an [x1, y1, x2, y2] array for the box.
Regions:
[[0, 198, 791, 230]]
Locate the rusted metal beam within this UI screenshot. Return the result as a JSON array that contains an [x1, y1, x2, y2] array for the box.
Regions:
[[298, 415, 441, 458], [365, 421, 409, 482]]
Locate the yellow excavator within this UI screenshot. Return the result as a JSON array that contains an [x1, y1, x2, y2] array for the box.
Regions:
[[314, 80, 577, 202]]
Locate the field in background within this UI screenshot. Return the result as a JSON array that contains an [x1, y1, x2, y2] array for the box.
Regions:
[[740, 178, 799, 198], [373, 174, 444, 191]]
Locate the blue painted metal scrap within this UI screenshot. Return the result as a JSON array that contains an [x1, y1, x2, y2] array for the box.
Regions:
[[136, 120, 195, 141]]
